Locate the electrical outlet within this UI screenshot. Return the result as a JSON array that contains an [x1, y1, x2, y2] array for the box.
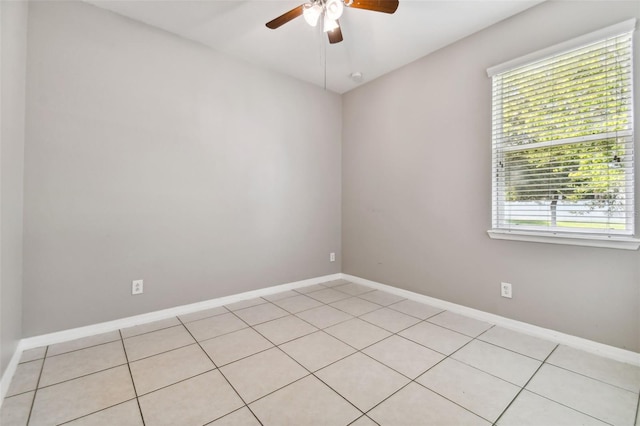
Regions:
[[330, 252, 336, 262], [501, 282, 512, 299], [132, 279, 144, 295]]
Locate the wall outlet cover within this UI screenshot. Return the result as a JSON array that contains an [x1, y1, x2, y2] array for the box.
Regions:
[[132, 279, 144, 295], [501, 282, 512, 299]]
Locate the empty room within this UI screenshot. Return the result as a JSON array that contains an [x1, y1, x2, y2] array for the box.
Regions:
[[1, 0, 639, 424]]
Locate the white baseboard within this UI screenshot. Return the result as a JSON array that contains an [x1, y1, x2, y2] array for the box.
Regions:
[[0, 273, 342, 406], [20, 273, 342, 351], [343, 274, 640, 367], [0, 272, 341, 401], [0, 342, 24, 401], [2, 270, 638, 403]]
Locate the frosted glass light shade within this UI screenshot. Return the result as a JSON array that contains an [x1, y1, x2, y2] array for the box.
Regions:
[[325, 0, 344, 20], [323, 15, 339, 32], [303, 3, 322, 26]]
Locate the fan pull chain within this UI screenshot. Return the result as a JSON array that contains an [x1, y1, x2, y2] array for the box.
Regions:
[[324, 36, 327, 91]]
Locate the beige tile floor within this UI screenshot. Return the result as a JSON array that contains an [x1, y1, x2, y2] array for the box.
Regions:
[[2, 279, 640, 426]]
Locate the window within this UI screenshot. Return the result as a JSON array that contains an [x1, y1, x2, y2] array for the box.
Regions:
[[488, 20, 639, 250]]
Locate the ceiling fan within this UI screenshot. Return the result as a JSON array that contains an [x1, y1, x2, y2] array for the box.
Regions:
[[266, 0, 399, 44]]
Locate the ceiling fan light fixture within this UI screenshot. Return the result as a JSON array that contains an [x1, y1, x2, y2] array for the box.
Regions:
[[323, 15, 339, 32], [302, 3, 322, 26], [325, 0, 344, 20]]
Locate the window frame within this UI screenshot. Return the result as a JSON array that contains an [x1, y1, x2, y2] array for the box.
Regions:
[[487, 19, 640, 250]]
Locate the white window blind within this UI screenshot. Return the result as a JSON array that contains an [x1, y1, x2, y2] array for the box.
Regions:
[[490, 22, 636, 240]]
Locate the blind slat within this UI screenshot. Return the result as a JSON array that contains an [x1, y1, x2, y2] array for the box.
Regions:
[[490, 26, 635, 237]]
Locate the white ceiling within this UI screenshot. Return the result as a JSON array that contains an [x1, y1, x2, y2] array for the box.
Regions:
[[87, 0, 543, 93]]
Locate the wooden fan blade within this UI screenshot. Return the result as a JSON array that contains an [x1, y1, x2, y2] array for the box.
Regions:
[[327, 22, 343, 44], [266, 5, 304, 29], [348, 0, 399, 14]]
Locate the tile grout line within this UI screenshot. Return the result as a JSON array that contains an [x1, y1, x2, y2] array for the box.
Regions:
[[0, 286, 487, 422], [13, 316, 521, 423], [412, 380, 500, 424], [187, 320, 251, 344], [124, 341, 197, 364], [17, 281, 631, 425], [235, 291, 495, 422], [124, 288, 397, 368], [350, 314, 459, 380], [330, 301, 388, 318], [251, 345, 365, 419], [24, 336, 225, 393], [208, 346, 275, 371], [441, 349, 551, 389], [57, 321, 230, 399], [14, 347, 169, 422], [456, 335, 633, 396], [262, 289, 303, 302], [200, 405, 257, 426], [280, 327, 359, 369], [362, 325, 509, 423], [522, 388, 618, 426], [239, 291, 380, 332], [122, 322, 187, 340], [34, 363, 130, 391], [24, 345, 48, 425], [295, 306, 356, 329], [39, 338, 121, 359], [178, 306, 232, 323], [271, 301, 334, 317], [226, 306, 368, 420], [413, 323, 560, 399], [252, 301, 354, 344], [182, 296, 330, 368], [296, 294, 407, 337], [2, 389, 34, 399], [31, 289, 450, 420], [364, 328, 488, 419], [539, 362, 640, 394], [15, 348, 46, 365], [357, 342, 438, 383], [119, 329, 146, 426], [353, 313, 481, 368], [364, 332, 490, 422], [474, 335, 549, 363], [347, 414, 380, 426], [270, 295, 317, 306], [237, 288, 499, 417], [55, 399, 140, 425], [360, 380, 416, 422], [129, 367, 217, 399], [5, 285, 381, 418], [179, 306, 230, 323], [223, 310, 322, 397], [175, 317, 265, 426], [492, 343, 559, 425], [400, 317, 563, 369], [225, 297, 271, 310]]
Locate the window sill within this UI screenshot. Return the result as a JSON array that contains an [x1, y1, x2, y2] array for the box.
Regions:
[[487, 229, 640, 250]]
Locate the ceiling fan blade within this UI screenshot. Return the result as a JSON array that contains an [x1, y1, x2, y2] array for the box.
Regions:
[[266, 5, 304, 29], [348, 0, 399, 14], [327, 22, 343, 44]]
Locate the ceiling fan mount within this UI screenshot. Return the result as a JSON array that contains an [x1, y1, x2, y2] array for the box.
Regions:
[[266, 0, 399, 44]]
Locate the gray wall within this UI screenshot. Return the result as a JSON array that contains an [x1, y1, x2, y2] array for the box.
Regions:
[[23, 1, 342, 336], [1, 1, 28, 375], [16, 0, 640, 353], [342, 1, 640, 352]]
